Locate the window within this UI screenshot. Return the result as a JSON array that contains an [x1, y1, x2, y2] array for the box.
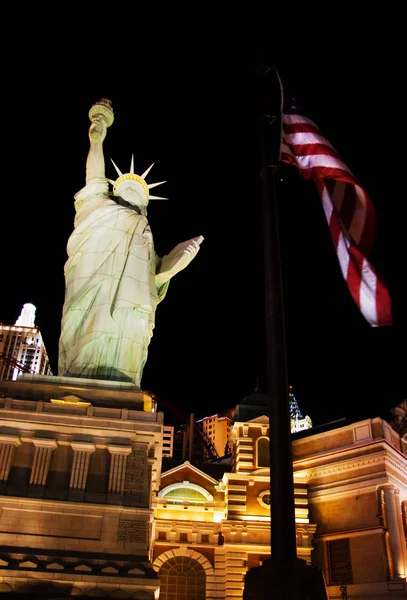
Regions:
[[163, 488, 207, 503], [158, 483, 213, 505], [257, 490, 271, 508], [158, 531, 167, 541], [327, 539, 353, 585], [256, 437, 270, 467], [180, 532, 188, 542], [201, 534, 209, 543], [159, 556, 205, 600]]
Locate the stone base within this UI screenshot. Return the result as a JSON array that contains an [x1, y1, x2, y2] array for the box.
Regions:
[[0, 374, 163, 598], [0, 374, 154, 411], [243, 557, 328, 600]]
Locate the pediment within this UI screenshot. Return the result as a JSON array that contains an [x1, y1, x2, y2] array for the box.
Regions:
[[102, 565, 119, 574], [19, 560, 37, 569], [128, 567, 146, 576], [46, 562, 64, 570], [161, 460, 218, 487], [74, 563, 92, 572]]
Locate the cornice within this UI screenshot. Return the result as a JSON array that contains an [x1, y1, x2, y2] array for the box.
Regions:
[[296, 445, 407, 484]]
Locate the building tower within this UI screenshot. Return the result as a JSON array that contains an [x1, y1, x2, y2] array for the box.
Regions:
[[289, 385, 312, 433], [0, 303, 52, 381]]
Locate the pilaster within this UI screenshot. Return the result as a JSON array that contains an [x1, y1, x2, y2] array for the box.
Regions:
[[393, 488, 407, 578], [107, 444, 132, 504], [382, 484, 407, 580], [0, 434, 21, 492], [69, 442, 96, 501], [28, 438, 57, 498]]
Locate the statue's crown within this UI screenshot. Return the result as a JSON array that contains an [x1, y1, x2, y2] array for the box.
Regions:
[[108, 156, 167, 204]]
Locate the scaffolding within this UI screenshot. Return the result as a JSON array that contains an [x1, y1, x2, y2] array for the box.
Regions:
[[0, 351, 34, 381]]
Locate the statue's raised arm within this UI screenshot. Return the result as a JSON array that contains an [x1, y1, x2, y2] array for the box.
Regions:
[[86, 99, 114, 184]]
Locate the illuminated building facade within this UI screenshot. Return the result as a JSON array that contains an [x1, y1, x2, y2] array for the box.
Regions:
[[152, 393, 407, 600], [152, 393, 317, 600], [293, 416, 407, 598], [0, 374, 405, 599], [0, 303, 52, 381], [0, 376, 164, 598], [196, 412, 234, 458]]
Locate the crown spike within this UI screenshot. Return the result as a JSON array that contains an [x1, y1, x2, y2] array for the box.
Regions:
[[130, 154, 134, 174], [110, 159, 122, 176], [141, 163, 154, 180], [147, 181, 166, 190], [149, 195, 168, 200], [107, 179, 116, 186]]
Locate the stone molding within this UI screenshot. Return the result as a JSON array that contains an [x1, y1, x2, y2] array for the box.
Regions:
[[71, 442, 96, 453], [107, 445, 133, 455], [313, 525, 385, 542], [0, 434, 21, 446], [32, 438, 58, 449], [297, 449, 407, 490], [153, 547, 214, 574], [299, 453, 385, 481]]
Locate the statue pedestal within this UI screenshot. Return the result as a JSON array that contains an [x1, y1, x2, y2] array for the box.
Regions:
[[0, 373, 163, 598], [0, 374, 155, 411], [243, 557, 329, 600]]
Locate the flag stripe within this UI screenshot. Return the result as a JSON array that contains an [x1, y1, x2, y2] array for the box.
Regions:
[[282, 113, 392, 327]]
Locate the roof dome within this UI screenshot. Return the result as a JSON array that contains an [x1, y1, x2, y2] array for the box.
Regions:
[[233, 391, 270, 423], [241, 392, 270, 407]]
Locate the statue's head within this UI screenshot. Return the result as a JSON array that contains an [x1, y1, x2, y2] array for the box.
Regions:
[[108, 156, 167, 214]]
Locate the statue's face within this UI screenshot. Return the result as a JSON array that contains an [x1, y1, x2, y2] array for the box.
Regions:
[[117, 181, 148, 208]]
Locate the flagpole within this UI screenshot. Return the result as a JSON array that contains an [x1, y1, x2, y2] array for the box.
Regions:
[[242, 67, 328, 599], [258, 68, 297, 562]]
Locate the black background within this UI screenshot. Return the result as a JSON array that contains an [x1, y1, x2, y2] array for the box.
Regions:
[[1, 1, 405, 427]]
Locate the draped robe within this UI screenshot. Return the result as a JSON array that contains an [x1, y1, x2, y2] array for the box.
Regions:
[[58, 178, 169, 385]]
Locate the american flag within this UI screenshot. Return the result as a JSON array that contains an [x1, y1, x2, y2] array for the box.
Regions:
[[280, 110, 392, 327]]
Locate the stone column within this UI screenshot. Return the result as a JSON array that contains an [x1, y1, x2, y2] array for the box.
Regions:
[[383, 484, 407, 580], [0, 435, 21, 491], [69, 442, 95, 501], [212, 547, 227, 600], [107, 445, 132, 503], [393, 488, 407, 579], [29, 439, 57, 497], [225, 550, 247, 600]]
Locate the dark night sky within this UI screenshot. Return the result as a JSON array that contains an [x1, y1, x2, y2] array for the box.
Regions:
[[2, 1, 405, 428]]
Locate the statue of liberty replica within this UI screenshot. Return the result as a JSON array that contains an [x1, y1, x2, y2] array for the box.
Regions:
[[58, 99, 203, 387]]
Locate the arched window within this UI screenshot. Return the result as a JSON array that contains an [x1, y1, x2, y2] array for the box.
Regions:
[[256, 436, 269, 467], [158, 482, 213, 505], [159, 556, 206, 600]]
